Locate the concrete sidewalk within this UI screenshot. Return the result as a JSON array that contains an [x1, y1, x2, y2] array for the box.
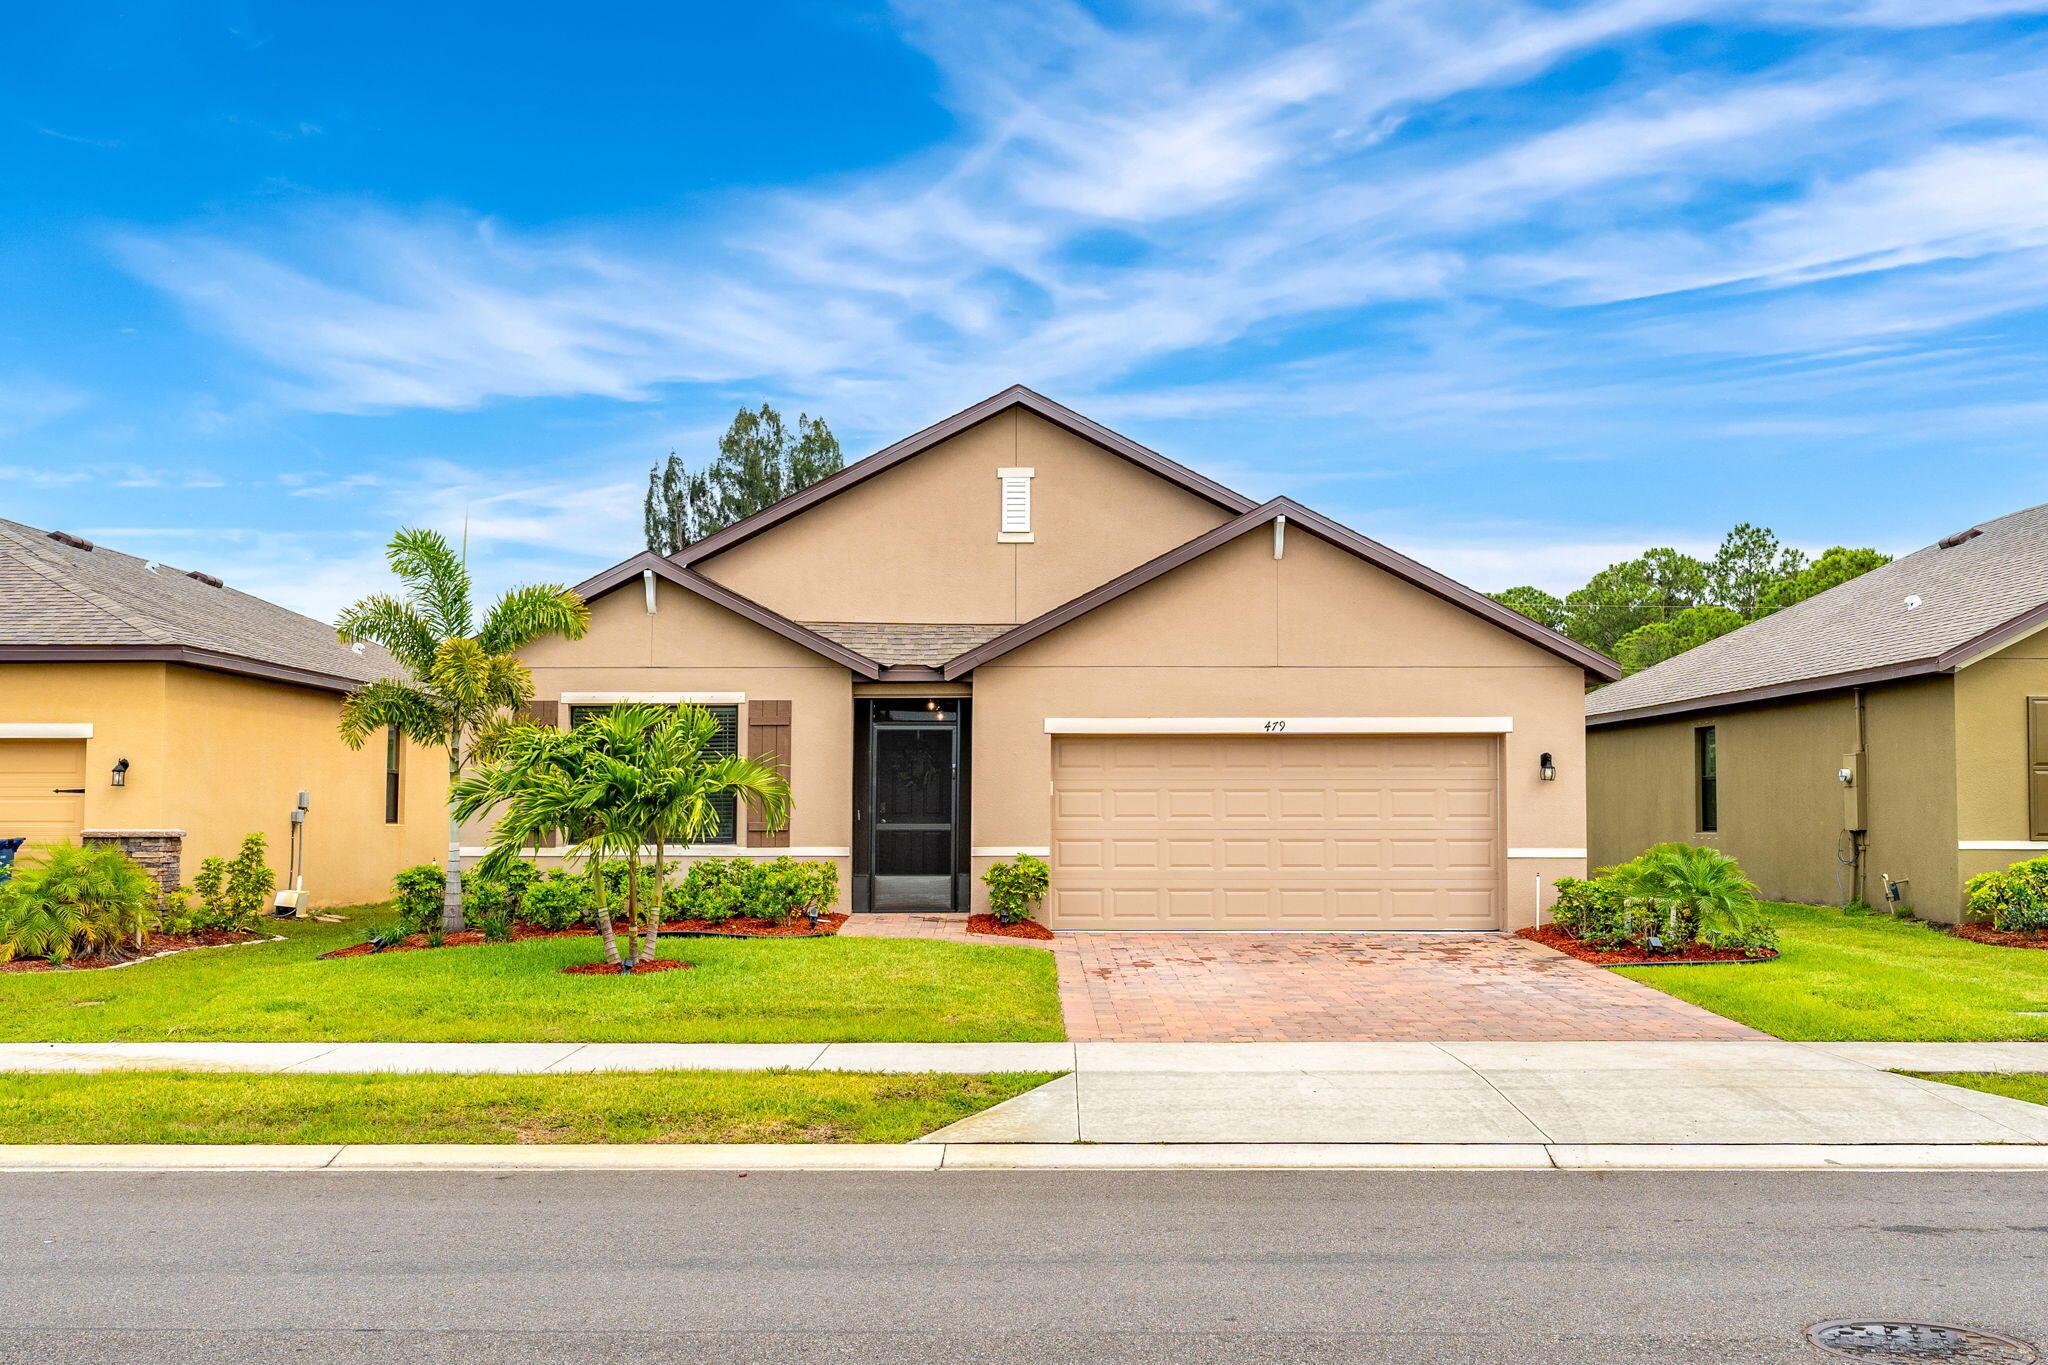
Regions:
[[3, 1038, 2044, 1075], [2, 1141, 2047, 1172]]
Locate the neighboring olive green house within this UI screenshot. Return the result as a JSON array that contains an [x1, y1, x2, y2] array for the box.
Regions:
[[1586, 503, 2048, 922]]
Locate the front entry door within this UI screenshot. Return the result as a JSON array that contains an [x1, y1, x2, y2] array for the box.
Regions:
[[857, 702, 967, 911]]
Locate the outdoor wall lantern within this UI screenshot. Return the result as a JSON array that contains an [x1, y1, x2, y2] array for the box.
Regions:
[[110, 758, 129, 788], [1538, 752, 1556, 782]]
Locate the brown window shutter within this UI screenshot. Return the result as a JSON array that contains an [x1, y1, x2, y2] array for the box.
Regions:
[[520, 699, 561, 728], [747, 700, 792, 848], [2031, 698, 2048, 841]]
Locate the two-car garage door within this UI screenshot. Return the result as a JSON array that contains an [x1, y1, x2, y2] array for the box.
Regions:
[[1049, 733, 1500, 931]]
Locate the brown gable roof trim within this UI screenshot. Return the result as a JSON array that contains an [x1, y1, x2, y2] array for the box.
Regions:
[[0, 643, 379, 695], [571, 553, 884, 679], [939, 498, 1622, 681], [670, 385, 1260, 567]]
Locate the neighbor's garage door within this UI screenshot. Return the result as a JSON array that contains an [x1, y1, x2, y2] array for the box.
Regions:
[[0, 739, 87, 849], [1049, 734, 1499, 930]]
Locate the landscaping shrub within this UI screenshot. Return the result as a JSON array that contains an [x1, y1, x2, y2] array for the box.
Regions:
[[666, 858, 751, 924], [1964, 855, 2048, 934], [0, 843, 159, 963], [392, 863, 445, 935], [223, 834, 277, 924], [982, 854, 1049, 926], [466, 876, 516, 942], [753, 857, 838, 924], [1553, 843, 1774, 957], [520, 871, 595, 931]]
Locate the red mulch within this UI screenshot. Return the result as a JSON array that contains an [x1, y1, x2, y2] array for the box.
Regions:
[[1945, 922, 2048, 951], [318, 913, 849, 959], [562, 959, 696, 976], [0, 928, 266, 973], [1518, 924, 1775, 966], [967, 913, 1054, 941]]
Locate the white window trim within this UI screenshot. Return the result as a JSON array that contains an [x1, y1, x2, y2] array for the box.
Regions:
[[1959, 840, 2048, 851], [1508, 848, 1587, 859], [0, 723, 93, 739], [1044, 717, 1514, 735], [997, 466, 1034, 541], [462, 845, 850, 859], [559, 692, 745, 706]]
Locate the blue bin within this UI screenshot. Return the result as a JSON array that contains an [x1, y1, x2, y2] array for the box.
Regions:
[[0, 838, 23, 884]]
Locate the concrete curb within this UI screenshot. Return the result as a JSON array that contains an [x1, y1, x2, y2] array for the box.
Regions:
[[2, 1142, 2045, 1172]]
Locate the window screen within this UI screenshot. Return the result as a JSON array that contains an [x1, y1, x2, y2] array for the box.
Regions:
[[567, 703, 739, 844]]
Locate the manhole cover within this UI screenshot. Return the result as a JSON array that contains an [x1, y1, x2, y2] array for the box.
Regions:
[[1807, 1320, 2037, 1363]]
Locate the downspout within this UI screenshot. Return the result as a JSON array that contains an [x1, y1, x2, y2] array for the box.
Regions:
[[1849, 687, 1867, 908]]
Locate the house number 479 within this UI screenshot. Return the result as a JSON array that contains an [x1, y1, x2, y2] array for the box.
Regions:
[[1263, 720, 1287, 732]]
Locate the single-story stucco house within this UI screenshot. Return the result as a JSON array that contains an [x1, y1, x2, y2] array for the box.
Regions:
[[476, 386, 1619, 930], [1586, 501, 2048, 921], [0, 517, 443, 904]]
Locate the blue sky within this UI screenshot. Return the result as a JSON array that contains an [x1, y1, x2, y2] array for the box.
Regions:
[[4, 0, 2046, 619]]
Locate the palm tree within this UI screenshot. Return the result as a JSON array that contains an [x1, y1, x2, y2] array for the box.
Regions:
[[1618, 843, 1764, 947], [337, 528, 589, 934], [453, 705, 789, 969]]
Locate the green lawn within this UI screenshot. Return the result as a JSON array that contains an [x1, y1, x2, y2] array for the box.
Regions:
[[0, 914, 1065, 1043], [1901, 1072, 2048, 1110], [1615, 902, 2048, 1041], [0, 1069, 1058, 1144]]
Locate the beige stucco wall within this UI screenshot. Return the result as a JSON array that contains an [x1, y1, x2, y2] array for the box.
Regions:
[[695, 408, 1235, 624], [165, 667, 443, 906], [489, 576, 856, 905], [1588, 677, 1966, 918], [0, 660, 441, 907], [1954, 627, 2048, 896], [966, 529, 1593, 929]]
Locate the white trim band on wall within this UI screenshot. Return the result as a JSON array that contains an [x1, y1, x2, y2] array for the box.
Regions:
[[972, 847, 1051, 858], [0, 723, 94, 739], [1959, 841, 2048, 851], [460, 845, 850, 859], [557, 692, 746, 706], [1044, 717, 1514, 736], [1508, 848, 1587, 859]]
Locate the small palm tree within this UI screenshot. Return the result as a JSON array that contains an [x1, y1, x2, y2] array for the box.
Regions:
[[337, 528, 589, 934], [453, 705, 789, 969], [1618, 843, 1763, 947]]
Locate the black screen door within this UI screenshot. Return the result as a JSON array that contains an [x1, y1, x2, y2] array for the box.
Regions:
[[867, 711, 960, 911]]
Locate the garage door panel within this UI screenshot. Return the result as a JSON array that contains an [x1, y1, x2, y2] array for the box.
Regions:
[[0, 740, 87, 851], [1049, 733, 1500, 931]]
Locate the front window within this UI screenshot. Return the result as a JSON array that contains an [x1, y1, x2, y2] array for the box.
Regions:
[[1695, 725, 1718, 833], [567, 703, 739, 844]]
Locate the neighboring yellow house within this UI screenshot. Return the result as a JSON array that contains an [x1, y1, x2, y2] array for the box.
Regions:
[[1587, 503, 2048, 921], [0, 518, 442, 906]]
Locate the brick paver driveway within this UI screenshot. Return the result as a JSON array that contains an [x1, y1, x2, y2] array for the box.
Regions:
[[1050, 932, 1764, 1042]]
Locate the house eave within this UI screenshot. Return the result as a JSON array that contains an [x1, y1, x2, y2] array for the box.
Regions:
[[0, 643, 372, 695]]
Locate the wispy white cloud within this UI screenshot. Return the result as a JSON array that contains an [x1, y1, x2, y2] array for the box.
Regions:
[[106, 0, 2048, 511]]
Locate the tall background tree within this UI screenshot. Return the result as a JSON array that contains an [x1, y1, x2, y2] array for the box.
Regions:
[[336, 529, 590, 934], [645, 404, 844, 554], [1490, 524, 1889, 677]]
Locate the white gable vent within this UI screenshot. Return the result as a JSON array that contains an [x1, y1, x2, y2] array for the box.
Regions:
[[997, 467, 1034, 542]]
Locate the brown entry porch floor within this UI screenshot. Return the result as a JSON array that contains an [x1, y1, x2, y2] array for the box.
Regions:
[[1049, 931, 1765, 1042]]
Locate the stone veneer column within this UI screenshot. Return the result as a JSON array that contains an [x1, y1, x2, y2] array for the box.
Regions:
[[82, 830, 185, 895]]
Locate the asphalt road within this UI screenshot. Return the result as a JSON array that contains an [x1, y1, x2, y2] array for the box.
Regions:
[[2, 1170, 2045, 1364]]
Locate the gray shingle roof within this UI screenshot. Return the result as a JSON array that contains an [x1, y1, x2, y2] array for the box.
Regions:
[[0, 517, 397, 690], [801, 621, 1015, 667], [1586, 502, 2048, 723]]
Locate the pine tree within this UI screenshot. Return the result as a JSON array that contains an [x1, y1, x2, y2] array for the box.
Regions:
[[643, 405, 843, 554]]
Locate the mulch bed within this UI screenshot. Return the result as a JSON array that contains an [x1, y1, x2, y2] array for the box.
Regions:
[[1, 928, 268, 973], [318, 913, 849, 959], [967, 914, 1055, 941], [1944, 922, 2048, 951], [1518, 924, 1778, 967], [561, 959, 696, 976]]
